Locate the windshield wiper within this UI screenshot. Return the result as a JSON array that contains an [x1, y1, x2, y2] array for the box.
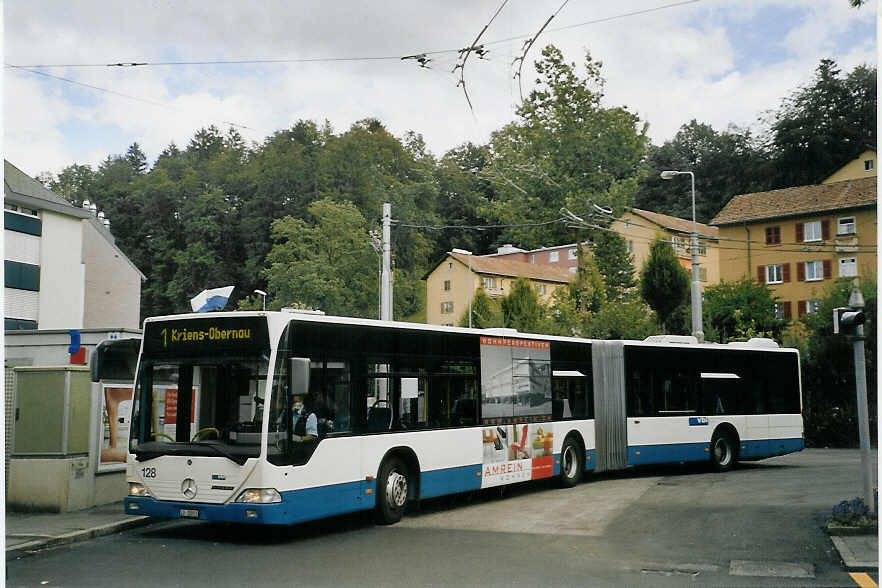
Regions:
[[191, 441, 241, 463]]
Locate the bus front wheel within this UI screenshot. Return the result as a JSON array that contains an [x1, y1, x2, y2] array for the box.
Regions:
[[559, 437, 583, 488], [376, 456, 409, 525], [710, 430, 737, 472]]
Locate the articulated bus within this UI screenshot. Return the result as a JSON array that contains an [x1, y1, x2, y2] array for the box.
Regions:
[[124, 311, 803, 525]]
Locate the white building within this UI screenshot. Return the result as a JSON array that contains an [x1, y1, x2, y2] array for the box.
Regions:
[[4, 160, 144, 331]]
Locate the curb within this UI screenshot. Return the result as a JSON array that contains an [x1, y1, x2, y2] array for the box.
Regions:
[[831, 536, 879, 572], [5, 516, 155, 559]]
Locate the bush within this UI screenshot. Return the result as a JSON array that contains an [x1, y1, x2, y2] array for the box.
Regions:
[[829, 497, 876, 527]]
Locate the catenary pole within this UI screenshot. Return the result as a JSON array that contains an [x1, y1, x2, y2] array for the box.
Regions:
[[849, 285, 874, 514], [381, 203, 393, 322]]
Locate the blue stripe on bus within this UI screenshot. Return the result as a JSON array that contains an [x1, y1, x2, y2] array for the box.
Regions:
[[420, 464, 482, 498], [627, 437, 804, 465]]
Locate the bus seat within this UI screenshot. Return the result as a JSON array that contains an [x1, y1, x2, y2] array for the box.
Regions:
[[552, 399, 572, 420], [367, 407, 392, 432]]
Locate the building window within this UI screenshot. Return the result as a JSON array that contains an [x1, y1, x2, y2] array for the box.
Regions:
[[4, 203, 38, 217], [567, 248, 577, 260], [765, 226, 781, 245], [567, 266, 577, 274], [807, 300, 823, 314], [530, 254, 535, 264], [774, 302, 791, 321], [5, 318, 38, 330], [625, 219, 632, 228], [481, 277, 496, 289], [839, 257, 857, 278], [803, 221, 822, 242], [689, 243, 707, 256], [626, 240, 633, 254], [766, 264, 783, 284], [670, 236, 684, 251], [549, 251, 559, 262], [838, 217, 856, 236], [804, 261, 823, 281], [443, 280, 451, 291], [448, 262, 453, 270], [536, 284, 547, 295], [440, 301, 454, 314], [5, 260, 40, 291], [699, 267, 708, 282], [865, 159, 874, 171]]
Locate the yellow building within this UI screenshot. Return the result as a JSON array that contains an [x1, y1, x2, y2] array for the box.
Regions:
[[424, 250, 571, 326], [610, 208, 720, 284], [710, 173, 876, 320], [822, 150, 876, 184]]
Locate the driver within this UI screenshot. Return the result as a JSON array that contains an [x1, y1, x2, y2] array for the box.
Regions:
[[291, 394, 318, 442]]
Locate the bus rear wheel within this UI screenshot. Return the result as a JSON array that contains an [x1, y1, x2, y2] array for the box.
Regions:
[[376, 456, 409, 525], [710, 430, 737, 472], [559, 437, 583, 488]]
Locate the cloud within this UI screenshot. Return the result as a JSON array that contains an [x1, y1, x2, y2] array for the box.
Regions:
[[3, 0, 876, 177]]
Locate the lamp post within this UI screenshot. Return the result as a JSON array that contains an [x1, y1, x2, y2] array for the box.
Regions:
[[660, 170, 703, 341], [253, 289, 266, 311]]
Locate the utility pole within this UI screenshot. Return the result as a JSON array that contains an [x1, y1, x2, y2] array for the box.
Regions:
[[381, 203, 393, 322], [833, 282, 874, 514]]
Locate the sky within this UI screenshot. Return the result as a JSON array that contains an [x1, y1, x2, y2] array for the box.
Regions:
[[3, 0, 878, 179]]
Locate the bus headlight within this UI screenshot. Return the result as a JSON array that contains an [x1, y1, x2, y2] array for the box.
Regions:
[[128, 482, 152, 497], [235, 488, 282, 504]]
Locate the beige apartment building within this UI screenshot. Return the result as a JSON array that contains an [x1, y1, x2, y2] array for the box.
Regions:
[[610, 208, 720, 284], [424, 251, 571, 326], [710, 154, 876, 321]]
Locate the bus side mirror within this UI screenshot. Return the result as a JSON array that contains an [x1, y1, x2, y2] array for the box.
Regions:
[[289, 358, 310, 396]]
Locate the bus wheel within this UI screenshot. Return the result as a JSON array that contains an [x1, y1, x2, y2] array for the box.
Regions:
[[559, 437, 583, 488], [376, 456, 408, 525], [710, 430, 737, 472]]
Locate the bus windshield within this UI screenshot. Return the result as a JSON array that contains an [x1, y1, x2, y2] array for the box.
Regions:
[[129, 315, 272, 465]]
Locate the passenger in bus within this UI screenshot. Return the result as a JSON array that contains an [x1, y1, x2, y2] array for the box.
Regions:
[[291, 394, 318, 442]]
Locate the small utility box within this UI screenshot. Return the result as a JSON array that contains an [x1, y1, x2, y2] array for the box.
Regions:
[[9, 366, 92, 511]]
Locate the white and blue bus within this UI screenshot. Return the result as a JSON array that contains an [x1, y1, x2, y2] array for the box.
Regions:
[[124, 311, 803, 525]]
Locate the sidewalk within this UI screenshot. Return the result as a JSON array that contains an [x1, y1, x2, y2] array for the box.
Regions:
[[5, 502, 155, 559], [831, 533, 879, 572]]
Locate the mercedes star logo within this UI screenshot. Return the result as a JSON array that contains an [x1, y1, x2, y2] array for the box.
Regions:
[[181, 478, 197, 499]]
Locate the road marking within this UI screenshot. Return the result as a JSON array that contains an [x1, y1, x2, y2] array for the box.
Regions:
[[729, 560, 815, 578], [850, 572, 878, 588]]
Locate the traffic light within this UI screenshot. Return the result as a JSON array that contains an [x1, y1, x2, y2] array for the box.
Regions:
[[833, 306, 865, 335]]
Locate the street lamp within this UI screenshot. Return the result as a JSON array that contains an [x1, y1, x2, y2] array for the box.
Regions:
[[660, 170, 703, 341], [253, 289, 267, 311]]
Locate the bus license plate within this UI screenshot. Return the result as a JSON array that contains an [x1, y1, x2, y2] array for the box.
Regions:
[[180, 508, 200, 519]]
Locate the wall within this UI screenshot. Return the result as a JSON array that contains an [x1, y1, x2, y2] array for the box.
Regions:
[[716, 207, 877, 318], [426, 256, 475, 326], [82, 220, 141, 329], [823, 151, 877, 184], [38, 210, 85, 329]]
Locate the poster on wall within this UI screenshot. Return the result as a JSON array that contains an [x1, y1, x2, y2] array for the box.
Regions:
[[99, 386, 134, 470]]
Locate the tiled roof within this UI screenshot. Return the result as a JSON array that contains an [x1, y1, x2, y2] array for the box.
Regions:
[[448, 252, 572, 283], [629, 208, 719, 239], [710, 177, 877, 226]]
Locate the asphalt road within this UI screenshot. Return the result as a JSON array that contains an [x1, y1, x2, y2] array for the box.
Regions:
[[7, 449, 876, 587]]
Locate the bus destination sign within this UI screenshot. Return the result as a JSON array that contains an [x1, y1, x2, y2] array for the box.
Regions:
[[143, 316, 270, 359]]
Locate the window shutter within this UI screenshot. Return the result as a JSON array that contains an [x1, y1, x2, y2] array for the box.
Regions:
[[782, 263, 791, 283], [783, 301, 792, 320], [795, 223, 804, 243], [798, 300, 806, 317], [821, 220, 830, 240], [823, 259, 832, 279], [796, 262, 805, 281], [757, 265, 765, 284]]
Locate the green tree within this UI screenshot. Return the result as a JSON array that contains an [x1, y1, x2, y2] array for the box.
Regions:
[[585, 295, 660, 340], [500, 278, 546, 333], [636, 120, 768, 223], [640, 237, 689, 331], [125, 142, 148, 175], [767, 59, 876, 187], [702, 278, 783, 343], [481, 45, 648, 248], [800, 278, 876, 447], [458, 288, 504, 328], [264, 199, 376, 317], [590, 231, 635, 300]]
